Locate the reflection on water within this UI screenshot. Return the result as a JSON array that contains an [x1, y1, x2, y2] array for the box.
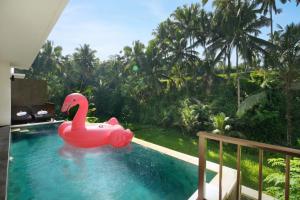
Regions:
[[58, 143, 133, 165]]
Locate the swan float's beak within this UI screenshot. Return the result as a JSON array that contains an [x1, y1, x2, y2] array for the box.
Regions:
[[61, 102, 72, 113], [61, 96, 74, 113]]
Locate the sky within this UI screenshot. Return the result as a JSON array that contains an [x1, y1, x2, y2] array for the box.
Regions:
[[48, 0, 300, 60]]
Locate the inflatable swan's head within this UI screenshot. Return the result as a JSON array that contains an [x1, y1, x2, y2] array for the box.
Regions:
[[61, 93, 88, 113]]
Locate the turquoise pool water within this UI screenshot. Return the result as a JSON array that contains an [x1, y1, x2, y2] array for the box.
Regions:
[[8, 124, 216, 200]]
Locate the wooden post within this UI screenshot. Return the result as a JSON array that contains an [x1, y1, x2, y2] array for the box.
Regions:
[[258, 149, 263, 200], [219, 141, 223, 200], [236, 145, 241, 200], [198, 133, 206, 200], [285, 155, 290, 200]]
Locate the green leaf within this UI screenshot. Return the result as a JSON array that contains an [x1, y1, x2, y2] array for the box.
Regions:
[[237, 91, 267, 118]]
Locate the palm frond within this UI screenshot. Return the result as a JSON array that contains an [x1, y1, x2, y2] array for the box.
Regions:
[[237, 91, 267, 118]]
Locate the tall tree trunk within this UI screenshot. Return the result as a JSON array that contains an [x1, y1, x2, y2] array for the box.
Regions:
[[206, 74, 213, 96], [270, 5, 273, 43], [79, 75, 84, 93], [285, 72, 292, 146], [203, 45, 212, 96], [236, 48, 241, 108], [227, 47, 231, 82], [189, 36, 192, 57], [223, 54, 226, 75]]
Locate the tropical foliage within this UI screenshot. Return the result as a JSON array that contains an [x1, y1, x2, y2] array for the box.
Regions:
[[265, 157, 300, 200], [19, 0, 300, 146], [18, 1, 300, 198]]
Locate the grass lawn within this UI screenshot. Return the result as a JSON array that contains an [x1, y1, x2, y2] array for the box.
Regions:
[[131, 124, 281, 190]]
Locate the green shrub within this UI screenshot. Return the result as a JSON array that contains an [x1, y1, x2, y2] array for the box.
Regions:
[[265, 157, 300, 200], [179, 99, 200, 133], [235, 91, 286, 144], [178, 98, 212, 134], [210, 83, 237, 116], [86, 117, 99, 123], [211, 112, 231, 134]]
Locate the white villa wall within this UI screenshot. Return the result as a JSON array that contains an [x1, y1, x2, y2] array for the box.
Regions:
[[0, 62, 11, 126], [0, 0, 69, 126]]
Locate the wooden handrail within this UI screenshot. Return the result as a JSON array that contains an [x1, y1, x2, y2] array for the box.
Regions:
[[197, 131, 300, 200], [197, 132, 300, 157]]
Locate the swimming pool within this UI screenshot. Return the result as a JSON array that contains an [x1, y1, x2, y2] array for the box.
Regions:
[[8, 124, 216, 200]]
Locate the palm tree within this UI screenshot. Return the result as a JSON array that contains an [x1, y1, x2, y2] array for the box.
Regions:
[[208, 1, 271, 107], [73, 44, 99, 92], [256, 0, 285, 42], [169, 5, 200, 66], [29, 40, 63, 77], [169, 5, 222, 95], [233, 1, 271, 107], [239, 23, 300, 146], [207, 2, 235, 80], [256, 0, 300, 42], [171, 4, 201, 60], [193, 9, 212, 54], [189, 9, 219, 95], [265, 23, 300, 145], [154, 16, 200, 93]]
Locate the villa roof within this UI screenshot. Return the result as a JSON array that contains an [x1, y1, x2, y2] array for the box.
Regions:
[[0, 0, 68, 69]]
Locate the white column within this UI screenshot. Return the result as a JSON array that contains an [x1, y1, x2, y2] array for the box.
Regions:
[[0, 61, 11, 126]]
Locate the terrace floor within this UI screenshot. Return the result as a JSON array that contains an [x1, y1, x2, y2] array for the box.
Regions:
[[0, 126, 9, 200]]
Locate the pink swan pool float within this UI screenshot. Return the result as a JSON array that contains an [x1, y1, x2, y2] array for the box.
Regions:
[[58, 93, 133, 148]]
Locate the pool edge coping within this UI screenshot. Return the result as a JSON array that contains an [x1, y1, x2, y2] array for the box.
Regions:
[[6, 127, 11, 200], [10, 120, 64, 128]]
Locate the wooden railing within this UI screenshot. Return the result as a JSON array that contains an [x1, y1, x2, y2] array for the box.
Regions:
[[197, 132, 300, 200]]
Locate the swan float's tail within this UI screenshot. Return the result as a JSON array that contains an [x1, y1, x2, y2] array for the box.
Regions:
[[110, 129, 133, 148], [106, 117, 120, 125]]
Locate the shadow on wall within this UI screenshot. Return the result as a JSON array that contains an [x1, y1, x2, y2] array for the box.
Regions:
[[11, 79, 48, 106], [11, 79, 54, 124]]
